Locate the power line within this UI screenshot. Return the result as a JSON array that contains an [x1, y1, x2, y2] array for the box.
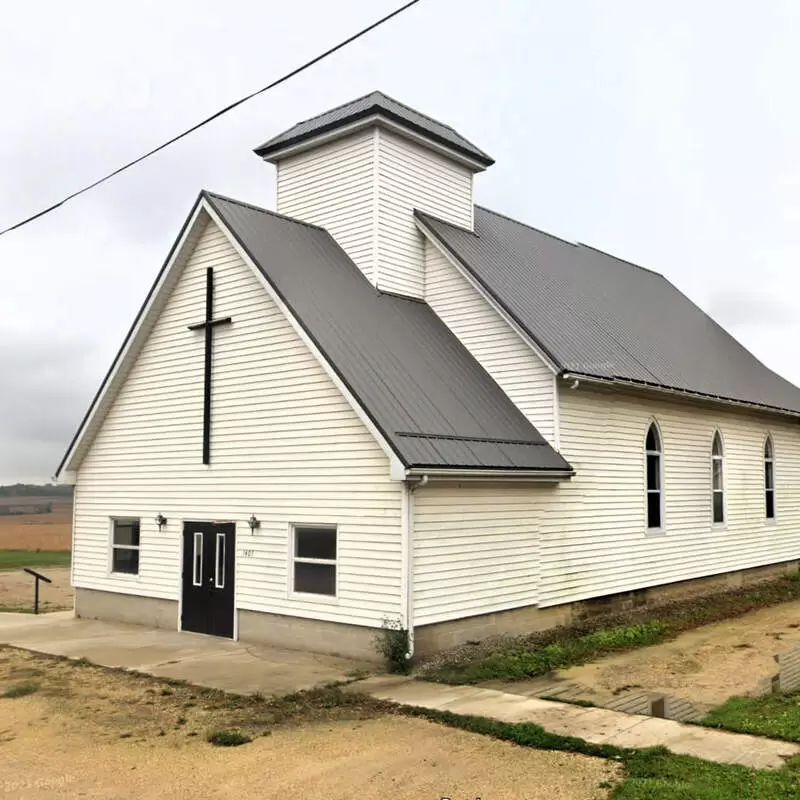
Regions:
[[0, 0, 423, 238]]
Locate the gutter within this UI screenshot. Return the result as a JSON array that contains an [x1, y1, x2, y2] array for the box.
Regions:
[[405, 468, 573, 481], [561, 373, 800, 420]]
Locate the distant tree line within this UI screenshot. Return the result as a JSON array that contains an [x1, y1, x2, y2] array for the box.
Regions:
[[0, 483, 73, 497]]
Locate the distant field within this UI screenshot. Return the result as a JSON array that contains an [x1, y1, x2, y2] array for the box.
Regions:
[[0, 549, 72, 571], [0, 497, 72, 551]]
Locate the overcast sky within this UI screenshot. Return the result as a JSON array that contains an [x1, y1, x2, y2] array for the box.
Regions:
[[2, 0, 799, 483]]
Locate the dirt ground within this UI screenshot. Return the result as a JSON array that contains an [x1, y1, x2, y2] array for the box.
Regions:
[[560, 599, 800, 707], [0, 566, 73, 612], [0, 648, 618, 800], [0, 501, 72, 551]]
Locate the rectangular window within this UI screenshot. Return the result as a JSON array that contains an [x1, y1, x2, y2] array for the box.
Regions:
[[293, 526, 337, 596], [215, 532, 225, 589], [193, 532, 203, 586], [111, 519, 140, 575]]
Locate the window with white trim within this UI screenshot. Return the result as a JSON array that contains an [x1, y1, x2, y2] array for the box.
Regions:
[[645, 422, 662, 529], [765, 436, 775, 520], [111, 518, 140, 575], [712, 431, 724, 524], [293, 526, 337, 596]]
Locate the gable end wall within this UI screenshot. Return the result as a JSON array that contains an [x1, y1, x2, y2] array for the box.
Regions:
[[73, 219, 402, 628]]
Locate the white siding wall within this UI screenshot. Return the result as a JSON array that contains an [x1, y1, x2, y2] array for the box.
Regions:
[[413, 483, 541, 625], [74, 219, 403, 628], [276, 130, 377, 282], [424, 239, 557, 444], [376, 129, 473, 298], [275, 126, 474, 299], [539, 386, 800, 606]]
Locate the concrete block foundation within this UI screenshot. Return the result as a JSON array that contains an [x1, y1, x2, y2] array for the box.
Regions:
[[75, 558, 800, 659]]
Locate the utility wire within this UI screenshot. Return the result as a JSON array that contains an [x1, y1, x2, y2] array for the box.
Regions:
[[0, 0, 422, 238]]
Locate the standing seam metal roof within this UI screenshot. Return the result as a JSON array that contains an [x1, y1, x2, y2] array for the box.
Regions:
[[418, 206, 800, 416], [204, 192, 570, 472], [253, 90, 494, 167]]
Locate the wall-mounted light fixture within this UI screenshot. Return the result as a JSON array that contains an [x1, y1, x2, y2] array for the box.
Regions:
[[248, 514, 261, 533], [155, 513, 168, 531]]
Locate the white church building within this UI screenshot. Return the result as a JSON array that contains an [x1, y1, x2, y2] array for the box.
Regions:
[[56, 92, 800, 659]]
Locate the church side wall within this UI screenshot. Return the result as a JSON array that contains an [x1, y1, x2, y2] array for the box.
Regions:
[[539, 384, 800, 606], [73, 219, 403, 632]]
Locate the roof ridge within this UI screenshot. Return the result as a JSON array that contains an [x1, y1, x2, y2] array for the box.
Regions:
[[375, 91, 474, 139], [201, 190, 328, 234], [576, 242, 664, 278], [477, 204, 666, 279], [475, 204, 579, 249], [276, 90, 380, 135]]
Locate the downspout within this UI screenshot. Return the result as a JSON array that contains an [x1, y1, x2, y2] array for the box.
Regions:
[[401, 474, 428, 661]]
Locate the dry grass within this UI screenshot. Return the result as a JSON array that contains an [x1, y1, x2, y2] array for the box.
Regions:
[[0, 646, 388, 742], [0, 647, 619, 799], [0, 499, 72, 551]]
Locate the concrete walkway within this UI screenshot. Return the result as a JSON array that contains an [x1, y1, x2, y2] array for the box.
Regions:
[[356, 676, 800, 770], [0, 612, 367, 696]]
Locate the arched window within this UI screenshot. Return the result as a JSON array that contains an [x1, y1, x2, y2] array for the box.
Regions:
[[765, 436, 775, 519], [646, 422, 662, 529], [712, 431, 724, 524]]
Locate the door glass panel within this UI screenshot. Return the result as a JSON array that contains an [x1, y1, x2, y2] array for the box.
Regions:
[[215, 533, 225, 589], [193, 532, 203, 586]]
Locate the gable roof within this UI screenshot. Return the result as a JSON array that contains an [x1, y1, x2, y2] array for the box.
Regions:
[[56, 192, 572, 479], [204, 193, 568, 473], [254, 90, 494, 168], [418, 206, 800, 417]]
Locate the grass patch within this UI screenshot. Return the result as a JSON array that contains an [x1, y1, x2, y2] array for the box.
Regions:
[[207, 729, 252, 747], [613, 748, 800, 799], [2, 681, 40, 698], [424, 574, 800, 684], [431, 621, 667, 683], [0, 549, 71, 571], [404, 705, 800, 799], [702, 692, 800, 742]]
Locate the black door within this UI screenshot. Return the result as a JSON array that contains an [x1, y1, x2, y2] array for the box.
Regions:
[[181, 522, 235, 638]]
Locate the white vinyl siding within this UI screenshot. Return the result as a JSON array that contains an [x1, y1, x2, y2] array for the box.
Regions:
[[424, 239, 557, 443], [413, 483, 542, 625], [73, 219, 402, 628], [275, 126, 474, 300], [276, 130, 377, 282], [376, 129, 473, 298], [538, 385, 800, 607]]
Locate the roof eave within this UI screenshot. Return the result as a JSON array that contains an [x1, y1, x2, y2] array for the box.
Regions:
[[561, 372, 800, 420], [405, 467, 574, 482], [255, 109, 494, 170]]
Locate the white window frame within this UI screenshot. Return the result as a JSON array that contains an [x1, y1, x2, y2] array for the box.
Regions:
[[645, 421, 664, 534], [290, 524, 338, 601], [711, 429, 725, 527], [765, 434, 776, 522], [110, 517, 141, 576]]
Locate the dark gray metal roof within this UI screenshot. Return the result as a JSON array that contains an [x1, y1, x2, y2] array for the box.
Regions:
[[418, 206, 800, 416], [254, 91, 494, 168], [205, 192, 569, 472]]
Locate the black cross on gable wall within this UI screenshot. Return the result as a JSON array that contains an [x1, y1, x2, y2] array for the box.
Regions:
[[188, 267, 232, 465]]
